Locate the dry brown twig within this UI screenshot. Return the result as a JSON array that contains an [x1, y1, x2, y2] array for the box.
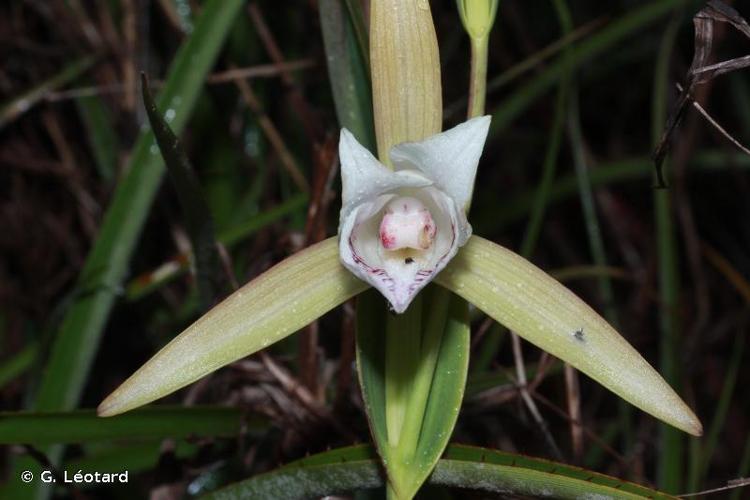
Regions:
[[653, 0, 750, 188]]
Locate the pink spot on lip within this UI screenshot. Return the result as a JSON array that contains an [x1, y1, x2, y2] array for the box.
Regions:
[[380, 229, 396, 249]]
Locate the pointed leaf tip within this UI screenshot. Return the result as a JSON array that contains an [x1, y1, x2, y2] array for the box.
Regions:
[[98, 238, 368, 417], [436, 236, 702, 436]]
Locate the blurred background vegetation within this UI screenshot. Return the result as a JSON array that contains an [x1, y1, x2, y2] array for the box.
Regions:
[[1, 0, 749, 498]]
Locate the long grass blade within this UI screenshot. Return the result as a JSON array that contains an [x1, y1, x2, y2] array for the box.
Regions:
[[652, 16, 684, 493], [204, 444, 676, 499], [0, 407, 247, 445]]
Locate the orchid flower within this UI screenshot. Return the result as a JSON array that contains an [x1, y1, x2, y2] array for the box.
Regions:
[[98, 2, 702, 499], [338, 116, 490, 313]]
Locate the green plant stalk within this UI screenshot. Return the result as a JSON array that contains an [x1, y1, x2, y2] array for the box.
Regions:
[[468, 37, 489, 119], [652, 16, 683, 494], [384, 295, 422, 448], [462, 0, 495, 377]]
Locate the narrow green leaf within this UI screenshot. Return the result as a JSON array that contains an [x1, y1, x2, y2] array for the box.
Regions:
[[142, 74, 222, 310], [99, 237, 367, 417], [75, 93, 119, 182], [355, 290, 389, 452], [409, 291, 469, 495], [651, 16, 683, 492], [357, 287, 470, 500], [319, 0, 375, 152], [436, 236, 702, 436], [384, 295, 422, 448], [205, 444, 676, 499], [0, 407, 245, 445]]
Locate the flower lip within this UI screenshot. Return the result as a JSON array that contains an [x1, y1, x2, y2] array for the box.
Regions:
[[338, 116, 491, 312], [379, 196, 436, 251]]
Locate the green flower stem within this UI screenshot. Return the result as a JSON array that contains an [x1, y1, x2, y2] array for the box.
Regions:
[[468, 37, 489, 119], [385, 295, 423, 447], [397, 287, 451, 456]]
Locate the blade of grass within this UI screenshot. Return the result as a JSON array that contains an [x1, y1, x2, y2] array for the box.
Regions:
[[204, 444, 677, 499], [3, 3, 245, 499], [319, 0, 375, 153], [343, 0, 369, 73], [490, 0, 684, 136], [652, 15, 684, 493], [0, 407, 250, 445], [75, 93, 119, 182]]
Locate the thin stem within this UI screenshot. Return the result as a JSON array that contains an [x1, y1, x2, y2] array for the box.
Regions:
[[652, 17, 683, 493], [467, 37, 489, 118]]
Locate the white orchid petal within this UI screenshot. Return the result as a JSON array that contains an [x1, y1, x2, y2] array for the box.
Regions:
[[339, 129, 431, 222], [389, 115, 491, 210]]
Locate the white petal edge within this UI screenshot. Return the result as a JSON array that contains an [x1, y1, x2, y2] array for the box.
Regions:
[[389, 115, 491, 210], [339, 128, 431, 223]]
